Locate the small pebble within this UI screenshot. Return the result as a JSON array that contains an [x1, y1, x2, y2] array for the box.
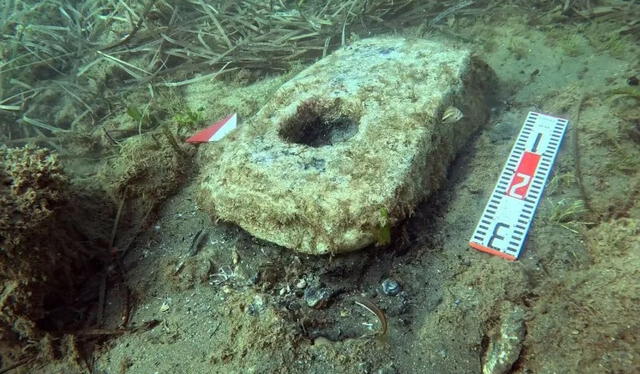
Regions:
[[295, 279, 307, 289], [304, 287, 333, 309], [247, 295, 265, 316], [381, 278, 401, 296], [159, 302, 170, 313], [358, 362, 372, 372], [313, 336, 333, 346], [376, 364, 397, 374]]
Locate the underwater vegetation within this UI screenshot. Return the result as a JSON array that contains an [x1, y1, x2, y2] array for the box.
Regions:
[[0, 145, 105, 366], [608, 87, 640, 103], [373, 208, 392, 247], [0, 0, 639, 373]]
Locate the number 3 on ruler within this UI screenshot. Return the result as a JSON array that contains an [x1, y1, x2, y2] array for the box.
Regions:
[[488, 222, 509, 250], [508, 173, 530, 199]]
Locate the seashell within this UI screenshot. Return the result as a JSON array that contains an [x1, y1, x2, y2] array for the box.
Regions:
[[159, 301, 170, 313], [381, 278, 401, 296], [441, 106, 464, 124]]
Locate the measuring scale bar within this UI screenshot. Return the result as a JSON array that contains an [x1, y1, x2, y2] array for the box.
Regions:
[[470, 112, 569, 260]]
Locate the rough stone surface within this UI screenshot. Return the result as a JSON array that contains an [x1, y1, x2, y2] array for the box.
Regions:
[[0, 145, 95, 353], [483, 302, 526, 374], [198, 37, 495, 254]]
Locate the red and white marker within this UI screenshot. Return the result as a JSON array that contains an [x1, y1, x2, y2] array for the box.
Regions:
[[469, 112, 568, 260], [186, 113, 237, 144]]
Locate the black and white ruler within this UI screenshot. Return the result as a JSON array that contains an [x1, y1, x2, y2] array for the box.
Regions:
[[469, 112, 568, 260]]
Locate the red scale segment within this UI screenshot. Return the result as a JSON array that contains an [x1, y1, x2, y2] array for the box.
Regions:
[[507, 151, 541, 200]]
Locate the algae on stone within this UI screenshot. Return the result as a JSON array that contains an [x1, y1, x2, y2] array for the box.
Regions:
[[482, 302, 526, 374], [198, 37, 495, 254], [0, 145, 83, 355], [98, 134, 192, 203]]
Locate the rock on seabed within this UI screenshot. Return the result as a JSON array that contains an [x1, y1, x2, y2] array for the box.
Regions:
[[199, 37, 495, 254]]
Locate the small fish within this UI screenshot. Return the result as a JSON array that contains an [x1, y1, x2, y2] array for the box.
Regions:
[[441, 106, 464, 124]]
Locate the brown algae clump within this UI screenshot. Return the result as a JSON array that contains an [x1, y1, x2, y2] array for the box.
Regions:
[[0, 145, 98, 360]]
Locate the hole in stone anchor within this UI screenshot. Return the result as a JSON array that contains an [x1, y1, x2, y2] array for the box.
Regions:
[[279, 100, 359, 147]]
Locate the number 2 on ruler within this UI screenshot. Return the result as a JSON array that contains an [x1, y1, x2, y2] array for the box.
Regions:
[[508, 173, 530, 199], [507, 150, 541, 200]]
